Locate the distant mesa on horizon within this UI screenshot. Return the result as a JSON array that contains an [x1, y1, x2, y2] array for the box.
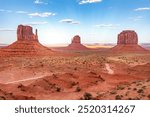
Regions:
[[111, 30, 147, 52], [66, 35, 89, 50], [0, 25, 53, 56]]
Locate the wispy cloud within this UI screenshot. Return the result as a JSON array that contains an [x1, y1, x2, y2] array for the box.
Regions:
[[94, 24, 120, 28], [28, 12, 55, 18], [26, 21, 48, 25], [79, 0, 102, 4], [16, 11, 28, 14], [0, 28, 16, 31], [34, 0, 48, 5], [0, 9, 12, 13], [134, 7, 150, 11], [129, 16, 143, 21], [59, 19, 80, 24]]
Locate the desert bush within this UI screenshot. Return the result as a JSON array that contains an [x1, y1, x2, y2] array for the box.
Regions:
[[137, 89, 144, 93], [136, 83, 142, 86], [110, 91, 117, 95], [146, 78, 150, 82], [56, 87, 61, 92], [117, 85, 125, 90], [82, 92, 93, 100], [147, 94, 150, 99], [17, 84, 26, 91], [128, 98, 133, 100], [0, 96, 5, 100], [115, 95, 123, 100], [75, 87, 81, 92], [142, 86, 146, 89]]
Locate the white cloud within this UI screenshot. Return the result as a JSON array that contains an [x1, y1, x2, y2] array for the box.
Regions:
[[129, 16, 143, 21], [28, 12, 55, 18], [0, 9, 12, 13], [26, 21, 48, 25], [71, 21, 80, 24], [59, 19, 80, 24], [16, 11, 28, 14], [0, 28, 16, 31], [94, 24, 120, 28], [134, 7, 150, 11], [79, 0, 102, 4], [34, 0, 48, 5]]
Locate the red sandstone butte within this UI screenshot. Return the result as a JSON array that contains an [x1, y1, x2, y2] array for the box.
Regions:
[[66, 35, 89, 50], [111, 30, 147, 52], [117, 30, 138, 45], [0, 25, 53, 56], [17, 25, 38, 42]]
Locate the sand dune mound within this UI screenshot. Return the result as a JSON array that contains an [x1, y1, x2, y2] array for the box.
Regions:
[[66, 35, 89, 50], [0, 25, 54, 56], [110, 30, 147, 53]]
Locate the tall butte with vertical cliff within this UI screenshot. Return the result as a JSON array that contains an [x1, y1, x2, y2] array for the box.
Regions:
[[111, 30, 147, 52], [0, 25, 53, 56], [66, 35, 89, 50]]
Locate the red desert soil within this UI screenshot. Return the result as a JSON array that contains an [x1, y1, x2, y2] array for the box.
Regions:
[[0, 51, 150, 100]]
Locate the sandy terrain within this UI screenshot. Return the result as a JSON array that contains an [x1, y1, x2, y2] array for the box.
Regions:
[[0, 48, 150, 100]]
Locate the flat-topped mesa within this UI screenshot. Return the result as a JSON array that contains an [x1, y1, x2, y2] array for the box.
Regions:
[[66, 35, 89, 50], [110, 30, 147, 52], [71, 35, 81, 44], [117, 30, 138, 45], [17, 25, 38, 42]]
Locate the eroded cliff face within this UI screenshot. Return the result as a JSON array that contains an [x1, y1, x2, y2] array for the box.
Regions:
[[71, 35, 81, 44], [17, 25, 38, 41], [117, 30, 138, 45]]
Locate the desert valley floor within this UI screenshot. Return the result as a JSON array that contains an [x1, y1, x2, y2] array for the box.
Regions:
[[0, 48, 150, 100]]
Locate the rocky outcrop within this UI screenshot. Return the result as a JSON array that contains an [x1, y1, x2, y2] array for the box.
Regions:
[[111, 30, 147, 52], [17, 25, 38, 41], [0, 25, 53, 56], [117, 30, 138, 45], [66, 35, 89, 50], [72, 35, 81, 44]]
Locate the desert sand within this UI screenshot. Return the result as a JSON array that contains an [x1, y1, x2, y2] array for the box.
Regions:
[[0, 50, 150, 100]]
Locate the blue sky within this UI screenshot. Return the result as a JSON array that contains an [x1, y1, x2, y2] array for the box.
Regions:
[[0, 0, 150, 44]]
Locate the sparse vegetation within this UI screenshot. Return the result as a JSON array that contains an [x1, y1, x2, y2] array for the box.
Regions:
[[0, 96, 6, 100], [71, 81, 78, 87], [82, 92, 93, 100], [110, 91, 117, 95], [115, 95, 122, 100], [56, 87, 61, 92], [17, 84, 26, 91], [137, 89, 144, 94], [75, 87, 81, 92], [117, 85, 125, 90], [147, 94, 150, 99]]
